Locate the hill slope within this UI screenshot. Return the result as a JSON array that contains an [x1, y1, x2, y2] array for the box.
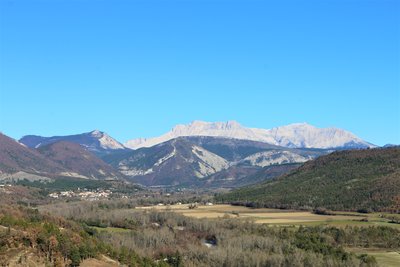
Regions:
[[104, 138, 230, 186], [0, 133, 65, 175], [37, 141, 121, 180], [201, 164, 301, 188], [0, 133, 123, 180], [217, 147, 400, 212]]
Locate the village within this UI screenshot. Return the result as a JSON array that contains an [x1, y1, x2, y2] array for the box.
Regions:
[[48, 188, 119, 201]]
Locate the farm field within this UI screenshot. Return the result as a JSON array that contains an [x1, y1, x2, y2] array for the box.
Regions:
[[135, 204, 400, 266], [348, 248, 400, 267], [80, 255, 120, 267], [136, 204, 374, 225], [365, 251, 400, 267]]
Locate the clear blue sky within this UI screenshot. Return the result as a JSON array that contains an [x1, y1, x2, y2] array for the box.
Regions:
[[0, 0, 399, 145]]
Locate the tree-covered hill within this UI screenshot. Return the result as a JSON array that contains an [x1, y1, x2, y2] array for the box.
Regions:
[[217, 147, 400, 212], [0, 205, 160, 266]]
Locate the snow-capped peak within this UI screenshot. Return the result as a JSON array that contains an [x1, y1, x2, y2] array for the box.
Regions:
[[171, 120, 243, 134], [88, 130, 125, 150], [90, 130, 103, 137], [124, 121, 375, 150], [125, 120, 264, 149], [264, 123, 370, 148]]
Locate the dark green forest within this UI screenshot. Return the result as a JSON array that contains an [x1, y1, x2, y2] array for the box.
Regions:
[[217, 148, 400, 212]]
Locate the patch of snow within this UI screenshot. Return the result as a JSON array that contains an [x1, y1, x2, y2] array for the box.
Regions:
[[90, 130, 103, 137], [154, 146, 176, 166], [95, 131, 126, 150], [18, 142, 28, 148], [59, 172, 89, 179], [241, 150, 313, 167], [192, 146, 229, 178], [119, 165, 154, 176]]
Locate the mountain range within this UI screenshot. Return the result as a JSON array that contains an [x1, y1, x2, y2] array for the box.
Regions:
[[125, 121, 375, 150], [103, 136, 328, 187], [0, 121, 378, 187]]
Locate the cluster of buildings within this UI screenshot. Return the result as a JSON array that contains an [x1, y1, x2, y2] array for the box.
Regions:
[[49, 189, 112, 200], [0, 184, 12, 194]]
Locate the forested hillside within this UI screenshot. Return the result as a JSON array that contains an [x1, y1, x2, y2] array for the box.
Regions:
[[217, 147, 400, 212]]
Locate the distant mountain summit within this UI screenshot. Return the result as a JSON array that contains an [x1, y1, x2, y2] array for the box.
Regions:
[[20, 130, 127, 156], [125, 121, 375, 150]]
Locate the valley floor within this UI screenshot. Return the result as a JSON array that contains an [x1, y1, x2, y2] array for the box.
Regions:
[[136, 204, 400, 228], [347, 248, 400, 267], [135, 204, 400, 267]]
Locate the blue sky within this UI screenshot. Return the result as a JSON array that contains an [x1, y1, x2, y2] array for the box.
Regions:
[[0, 0, 399, 145]]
